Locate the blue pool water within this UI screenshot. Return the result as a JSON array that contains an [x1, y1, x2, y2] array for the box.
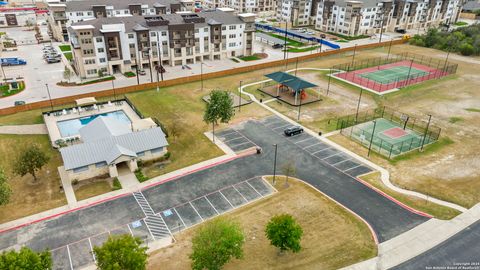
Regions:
[[57, 110, 131, 137]]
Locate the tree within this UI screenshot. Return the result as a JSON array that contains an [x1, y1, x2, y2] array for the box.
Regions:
[[13, 144, 50, 182], [93, 234, 148, 270], [281, 161, 296, 188], [0, 168, 11, 206], [203, 90, 235, 141], [0, 247, 52, 270], [190, 218, 244, 270], [63, 66, 72, 82], [459, 42, 474, 56], [265, 214, 303, 254]]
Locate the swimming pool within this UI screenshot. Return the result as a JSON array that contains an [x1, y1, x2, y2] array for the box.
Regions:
[[57, 110, 131, 137]]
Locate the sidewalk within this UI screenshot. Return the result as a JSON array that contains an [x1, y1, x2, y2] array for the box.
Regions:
[[341, 203, 480, 270], [0, 124, 47, 134]]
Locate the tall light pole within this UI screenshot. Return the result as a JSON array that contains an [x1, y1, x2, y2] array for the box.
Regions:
[[45, 83, 53, 111], [420, 114, 432, 151], [355, 88, 363, 123], [351, 44, 358, 66], [238, 80, 242, 112], [272, 144, 278, 185], [378, 10, 385, 43], [367, 120, 377, 157], [134, 57, 140, 85], [283, 20, 288, 60], [156, 33, 164, 81], [146, 47, 153, 82]]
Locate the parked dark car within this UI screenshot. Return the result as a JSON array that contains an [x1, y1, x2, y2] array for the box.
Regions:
[[284, 126, 304, 136], [14, 101, 25, 106], [272, 43, 283, 49], [138, 70, 146, 75], [320, 34, 327, 39]]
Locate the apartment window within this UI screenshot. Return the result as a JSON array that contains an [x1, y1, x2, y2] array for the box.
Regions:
[[151, 41, 157, 46], [137, 151, 145, 157], [81, 38, 92, 44], [83, 49, 94, 54], [115, 10, 120, 15], [98, 48, 104, 53], [87, 69, 97, 75], [195, 29, 199, 33], [99, 58, 106, 63], [76, 12, 83, 16], [84, 59, 95, 65], [128, 33, 134, 39], [150, 32, 156, 37], [162, 31, 167, 36], [204, 37, 208, 42], [229, 25, 236, 30], [96, 37, 102, 42], [73, 166, 89, 173], [162, 41, 167, 45], [229, 42, 236, 47], [129, 43, 135, 48], [229, 34, 236, 38], [125, 10, 129, 14], [222, 26, 226, 30], [87, 12, 93, 16], [204, 27, 208, 32]]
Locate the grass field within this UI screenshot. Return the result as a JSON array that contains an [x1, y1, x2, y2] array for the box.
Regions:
[[58, 45, 71, 52], [63, 52, 73, 61], [0, 135, 66, 223], [148, 177, 377, 270], [74, 179, 114, 201]]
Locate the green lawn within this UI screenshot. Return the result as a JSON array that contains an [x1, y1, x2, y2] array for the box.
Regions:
[[239, 55, 260, 61], [0, 109, 44, 125], [0, 134, 66, 223], [327, 32, 370, 41], [360, 172, 461, 220], [454, 21, 468, 26], [286, 46, 320, 53], [263, 32, 305, 47], [64, 52, 73, 61], [59, 44, 71, 52]]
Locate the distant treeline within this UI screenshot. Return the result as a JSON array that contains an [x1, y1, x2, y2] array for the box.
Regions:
[[409, 24, 480, 56]]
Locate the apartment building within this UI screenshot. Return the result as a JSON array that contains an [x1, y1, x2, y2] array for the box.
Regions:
[[47, 0, 192, 42], [201, 0, 275, 13], [276, 0, 319, 26], [315, 0, 463, 36], [68, 10, 255, 79]]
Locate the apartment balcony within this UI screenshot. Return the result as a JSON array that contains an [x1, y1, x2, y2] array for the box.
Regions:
[[214, 48, 220, 52], [174, 53, 182, 57], [53, 15, 67, 21]]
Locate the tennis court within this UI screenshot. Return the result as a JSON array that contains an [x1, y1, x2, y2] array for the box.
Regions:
[[344, 118, 436, 158], [331, 53, 458, 94], [358, 66, 429, 84]]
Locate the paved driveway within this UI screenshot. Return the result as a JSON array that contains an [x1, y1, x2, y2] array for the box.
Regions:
[[0, 116, 429, 269], [392, 220, 480, 270]]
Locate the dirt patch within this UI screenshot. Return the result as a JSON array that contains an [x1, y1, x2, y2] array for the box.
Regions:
[[148, 177, 377, 270]]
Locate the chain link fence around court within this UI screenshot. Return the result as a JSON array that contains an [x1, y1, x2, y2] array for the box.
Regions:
[[331, 52, 458, 93], [336, 107, 441, 158]]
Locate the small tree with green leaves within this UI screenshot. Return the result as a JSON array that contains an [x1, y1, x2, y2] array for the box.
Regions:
[[265, 214, 303, 254], [281, 161, 296, 188], [63, 66, 72, 82], [93, 234, 148, 270], [0, 247, 52, 270], [203, 90, 235, 141], [13, 144, 50, 183], [0, 168, 11, 206], [190, 218, 244, 270]]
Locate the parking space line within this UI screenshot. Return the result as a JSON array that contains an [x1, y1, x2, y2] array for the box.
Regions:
[[204, 196, 220, 215], [294, 137, 316, 144], [322, 152, 342, 160], [189, 202, 205, 221], [218, 130, 237, 137], [66, 245, 74, 270], [303, 142, 322, 149], [127, 223, 134, 236], [228, 141, 252, 148], [173, 208, 187, 228], [88, 237, 96, 263], [344, 164, 362, 172], [224, 136, 244, 143], [232, 185, 248, 202], [246, 181, 263, 197], [272, 123, 291, 131], [235, 130, 257, 147], [331, 158, 351, 166], [311, 147, 332, 155], [219, 191, 235, 208], [264, 120, 286, 127]]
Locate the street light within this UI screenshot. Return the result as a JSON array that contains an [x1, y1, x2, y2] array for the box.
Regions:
[[45, 83, 53, 111], [144, 47, 153, 82], [200, 62, 205, 91], [420, 114, 432, 151], [272, 144, 278, 185]]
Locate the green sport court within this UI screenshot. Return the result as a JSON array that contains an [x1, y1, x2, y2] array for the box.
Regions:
[[349, 118, 435, 158], [358, 66, 430, 84]]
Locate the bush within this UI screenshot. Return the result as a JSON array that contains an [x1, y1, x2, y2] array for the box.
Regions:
[[459, 42, 474, 55], [124, 71, 136, 77], [163, 152, 171, 160], [134, 169, 149, 183], [112, 177, 122, 190], [72, 179, 79, 185]]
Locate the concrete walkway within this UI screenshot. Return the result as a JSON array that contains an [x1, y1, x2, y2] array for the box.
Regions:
[[58, 166, 77, 207], [117, 173, 140, 189], [240, 67, 467, 213], [0, 124, 48, 135], [341, 203, 480, 270]]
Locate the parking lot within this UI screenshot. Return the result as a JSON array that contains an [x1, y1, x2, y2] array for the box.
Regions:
[[216, 129, 258, 153], [44, 177, 274, 270]]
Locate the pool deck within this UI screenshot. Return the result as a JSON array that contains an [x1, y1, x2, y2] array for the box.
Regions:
[[43, 101, 142, 147]]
